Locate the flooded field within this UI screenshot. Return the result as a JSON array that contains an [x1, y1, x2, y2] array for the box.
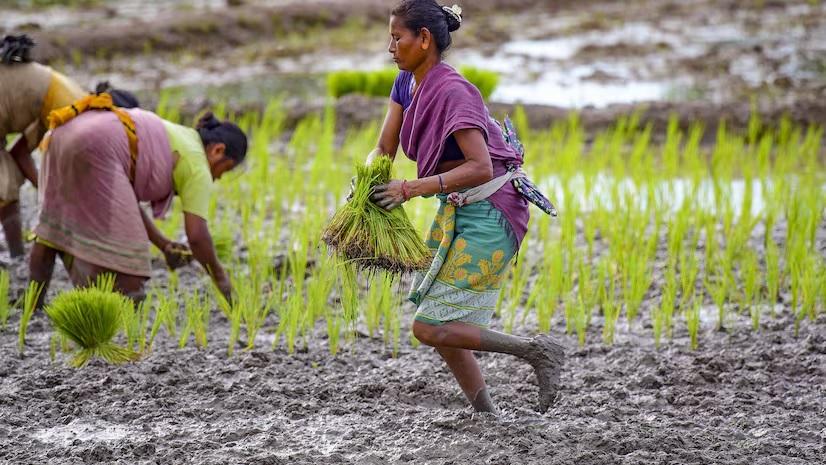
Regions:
[[1, 0, 825, 464], [3, 0, 825, 112]]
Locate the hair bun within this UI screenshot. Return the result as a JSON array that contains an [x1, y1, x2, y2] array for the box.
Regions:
[[441, 4, 462, 32], [197, 112, 221, 130], [94, 81, 113, 94], [0, 34, 36, 64]]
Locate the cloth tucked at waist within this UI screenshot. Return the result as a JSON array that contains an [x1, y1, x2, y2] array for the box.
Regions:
[[35, 110, 169, 277]]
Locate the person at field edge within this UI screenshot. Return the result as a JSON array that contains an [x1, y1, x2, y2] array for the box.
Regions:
[[28, 95, 246, 305], [0, 35, 140, 258], [369, 0, 564, 414]]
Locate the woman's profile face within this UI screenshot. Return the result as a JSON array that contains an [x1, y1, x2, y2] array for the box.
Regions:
[[388, 15, 428, 72], [205, 143, 235, 180]]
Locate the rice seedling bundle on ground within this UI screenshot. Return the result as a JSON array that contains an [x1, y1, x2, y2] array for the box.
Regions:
[[322, 156, 431, 273], [45, 287, 140, 368]]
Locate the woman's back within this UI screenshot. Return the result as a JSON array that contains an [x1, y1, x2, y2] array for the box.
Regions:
[[0, 62, 51, 138]]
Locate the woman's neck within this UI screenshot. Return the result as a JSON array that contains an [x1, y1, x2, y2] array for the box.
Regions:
[[412, 56, 441, 89]]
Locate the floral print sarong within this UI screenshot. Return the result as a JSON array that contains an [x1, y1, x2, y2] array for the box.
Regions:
[[409, 196, 517, 327]]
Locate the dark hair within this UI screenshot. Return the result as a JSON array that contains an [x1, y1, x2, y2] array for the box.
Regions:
[[0, 35, 35, 64], [95, 81, 141, 109], [392, 1, 462, 54], [196, 112, 248, 164]]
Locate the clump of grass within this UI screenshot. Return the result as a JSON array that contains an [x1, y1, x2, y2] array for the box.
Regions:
[[322, 156, 431, 273], [327, 67, 499, 100], [44, 285, 139, 368]]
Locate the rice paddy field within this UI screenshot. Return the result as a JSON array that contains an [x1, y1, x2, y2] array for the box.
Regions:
[[2, 0, 826, 464]]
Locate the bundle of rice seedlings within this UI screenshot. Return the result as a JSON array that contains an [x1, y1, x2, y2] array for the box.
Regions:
[[45, 287, 140, 368], [322, 156, 431, 273]]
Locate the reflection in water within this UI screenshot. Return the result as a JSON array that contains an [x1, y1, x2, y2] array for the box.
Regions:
[[540, 174, 781, 216]]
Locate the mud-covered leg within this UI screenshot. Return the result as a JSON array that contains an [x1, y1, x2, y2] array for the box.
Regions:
[[479, 331, 565, 413], [0, 200, 25, 258], [435, 346, 497, 413], [414, 320, 565, 413], [28, 242, 58, 309]]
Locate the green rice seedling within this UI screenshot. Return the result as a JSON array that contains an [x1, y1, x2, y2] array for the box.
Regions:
[[305, 258, 337, 345], [45, 287, 139, 367], [339, 261, 361, 341], [504, 253, 530, 333], [527, 246, 562, 332], [583, 212, 598, 259], [322, 157, 431, 273], [685, 298, 701, 350], [653, 275, 677, 349], [49, 331, 63, 362], [147, 290, 177, 350], [18, 281, 43, 355], [601, 271, 619, 345], [765, 238, 781, 317], [573, 257, 594, 347], [213, 286, 242, 356], [740, 251, 761, 330], [624, 246, 653, 327], [363, 270, 401, 348], [326, 304, 343, 356], [705, 258, 730, 331], [795, 256, 822, 333], [364, 274, 385, 338], [123, 297, 151, 353], [574, 293, 589, 348], [662, 268, 678, 339], [382, 277, 403, 356], [275, 290, 302, 354], [179, 291, 209, 349], [679, 247, 699, 310], [0, 270, 10, 330], [661, 115, 682, 179], [248, 288, 276, 352], [652, 301, 664, 349]]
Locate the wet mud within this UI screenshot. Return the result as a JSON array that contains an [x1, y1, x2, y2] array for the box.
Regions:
[[1, 292, 824, 464], [0, 197, 824, 464]]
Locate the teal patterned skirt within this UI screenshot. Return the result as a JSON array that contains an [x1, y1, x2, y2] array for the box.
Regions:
[[409, 196, 517, 327]]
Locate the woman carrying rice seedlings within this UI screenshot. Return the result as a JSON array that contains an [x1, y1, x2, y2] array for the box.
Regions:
[[28, 95, 246, 305], [369, 0, 564, 414], [0, 35, 139, 258]]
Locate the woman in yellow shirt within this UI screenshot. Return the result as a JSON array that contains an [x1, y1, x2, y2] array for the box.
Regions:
[[30, 101, 246, 304]]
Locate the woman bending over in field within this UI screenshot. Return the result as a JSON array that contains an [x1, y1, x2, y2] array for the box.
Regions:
[[370, 0, 564, 414], [29, 95, 246, 305]]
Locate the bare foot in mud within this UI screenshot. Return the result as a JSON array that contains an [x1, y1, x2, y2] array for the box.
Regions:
[[526, 334, 565, 413]]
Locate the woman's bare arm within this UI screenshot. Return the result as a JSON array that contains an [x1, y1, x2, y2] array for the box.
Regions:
[[184, 212, 231, 301], [370, 100, 404, 163]]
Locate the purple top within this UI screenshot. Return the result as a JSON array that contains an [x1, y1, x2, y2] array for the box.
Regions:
[[396, 63, 529, 246], [392, 71, 464, 162]]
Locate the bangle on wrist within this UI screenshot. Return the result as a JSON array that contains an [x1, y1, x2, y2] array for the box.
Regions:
[[401, 180, 411, 201], [437, 174, 444, 193]]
